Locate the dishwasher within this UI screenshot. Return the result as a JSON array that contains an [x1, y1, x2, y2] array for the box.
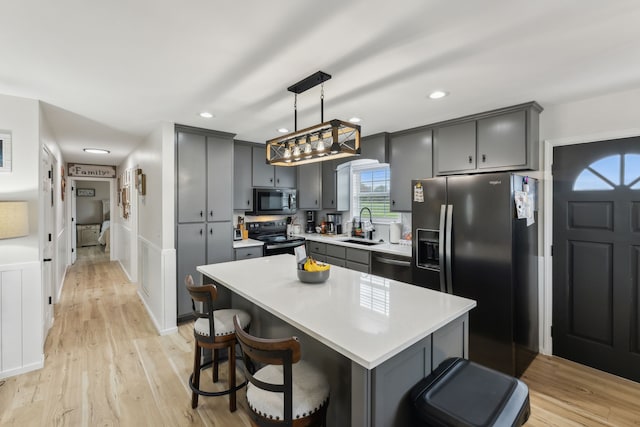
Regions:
[[370, 252, 414, 284]]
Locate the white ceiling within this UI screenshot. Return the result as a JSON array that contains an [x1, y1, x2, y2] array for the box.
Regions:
[[2, 0, 640, 165]]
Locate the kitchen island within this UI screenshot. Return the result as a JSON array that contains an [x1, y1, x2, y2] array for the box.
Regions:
[[197, 254, 475, 426]]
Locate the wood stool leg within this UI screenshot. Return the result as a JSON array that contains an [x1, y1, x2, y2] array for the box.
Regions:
[[212, 349, 219, 383], [229, 341, 236, 412], [192, 341, 201, 409]]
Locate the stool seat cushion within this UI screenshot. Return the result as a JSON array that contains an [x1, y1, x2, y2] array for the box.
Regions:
[[247, 360, 330, 421], [194, 309, 251, 337]]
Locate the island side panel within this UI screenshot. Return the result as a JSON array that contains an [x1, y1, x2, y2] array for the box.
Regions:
[[371, 313, 468, 427]]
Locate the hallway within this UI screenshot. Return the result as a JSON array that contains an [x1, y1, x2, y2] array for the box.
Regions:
[[0, 249, 252, 426], [1, 251, 640, 425]]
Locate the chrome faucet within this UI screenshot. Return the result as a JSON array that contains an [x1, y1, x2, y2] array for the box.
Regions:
[[359, 207, 375, 240]]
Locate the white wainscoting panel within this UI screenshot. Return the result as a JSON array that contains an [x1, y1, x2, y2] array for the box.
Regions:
[[138, 237, 177, 335], [0, 262, 44, 379], [55, 229, 67, 302], [115, 223, 132, 281]]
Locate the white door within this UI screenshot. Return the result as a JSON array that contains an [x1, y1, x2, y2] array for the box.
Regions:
[[71, 179, 77, 264], [41, 147, 54, 335]]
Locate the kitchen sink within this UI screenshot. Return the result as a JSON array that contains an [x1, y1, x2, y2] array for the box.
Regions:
[[341, 239, 382, 246]]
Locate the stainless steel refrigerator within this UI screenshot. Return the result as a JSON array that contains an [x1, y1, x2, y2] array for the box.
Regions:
[[411, 172, 538, 377]]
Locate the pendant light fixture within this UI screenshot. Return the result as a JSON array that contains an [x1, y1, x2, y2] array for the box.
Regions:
[[266, 71, 361, 166]]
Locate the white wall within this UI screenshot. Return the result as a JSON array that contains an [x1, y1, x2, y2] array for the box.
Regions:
[[0, 94, 48, 378], [536, 86, 640, 355], [119, 122, 176, 334], [0, 94, 40, 264]]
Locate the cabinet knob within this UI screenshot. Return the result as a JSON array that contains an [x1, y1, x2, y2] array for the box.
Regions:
[[199, 229, 203, 235], [468, 155, 473, 164], [200, 211, 204, 217], [209, 210, 213, 217], [247, 200, 250, 205], [210, 228, 213, 235], [392, 200, 395, 205], [482, 154, 486, 162], [277, 178, 280, 184], [270, 178, 273, 183]]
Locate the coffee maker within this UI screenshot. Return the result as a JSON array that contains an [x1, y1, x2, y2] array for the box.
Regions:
[[305, 211, 316, 233], [326, 213, 342, 234]]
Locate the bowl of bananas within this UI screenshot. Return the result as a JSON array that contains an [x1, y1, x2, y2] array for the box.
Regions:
[[297, 257, 330, 284]]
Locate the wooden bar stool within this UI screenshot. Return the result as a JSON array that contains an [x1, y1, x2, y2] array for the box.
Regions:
[[233, 315, 330, 427], [185, 275, 251, 412]]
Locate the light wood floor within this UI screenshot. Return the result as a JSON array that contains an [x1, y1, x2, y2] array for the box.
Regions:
[[1, 250, 639, 426]]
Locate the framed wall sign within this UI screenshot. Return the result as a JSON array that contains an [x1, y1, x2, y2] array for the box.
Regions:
[[77, 188, 95, 197], [68, 163, 116, 178], [0, 132, 12, 173]]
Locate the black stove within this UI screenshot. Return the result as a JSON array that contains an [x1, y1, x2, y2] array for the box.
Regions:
[[246, 221, 305, 255]]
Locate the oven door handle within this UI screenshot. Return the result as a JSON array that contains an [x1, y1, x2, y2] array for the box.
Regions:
[[265, 241, 305, 250]]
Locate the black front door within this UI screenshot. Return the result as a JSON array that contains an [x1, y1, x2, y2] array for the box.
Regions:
[[553, 136, 640, 382]]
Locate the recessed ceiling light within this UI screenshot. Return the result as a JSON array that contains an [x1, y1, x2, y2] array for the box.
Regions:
[[278, 128, 289, 133], [83, 148, 110, 154], [199, 112, 214, 118], [349, 117, 361, 123], [428, 90, 449, 100]]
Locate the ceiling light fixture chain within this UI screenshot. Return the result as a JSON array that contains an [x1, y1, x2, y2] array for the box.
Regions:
[[294, 93, 298, 132], [320, 83, 324, 123]]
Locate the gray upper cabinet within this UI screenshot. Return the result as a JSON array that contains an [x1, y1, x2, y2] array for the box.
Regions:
[[434, 122, 476, 174], [434, 102, 542, 175], [360, 133, 389, 163], [252, 146, 296, 188], [177, 131, 207, 223], [207, 135, 233, 222], [322, 158, 349, 211], [234, 143, 253, 211], [477, 110, 526, 170], [297, 163, 322, 210], [389, 129, 433, 212]]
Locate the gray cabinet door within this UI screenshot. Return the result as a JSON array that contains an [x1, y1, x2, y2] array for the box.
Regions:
[[177, 131, 206, 223], [207, 222, 233, 264], [297, 163, 322, 209], [360, 133, 389, 163], [389, 129, 433, 211], [252, 146, 275, 187], [207, 135, 233, 222], [234, 144, 253, 211], [477, 110, 526, 170], [322, 159, 337, 209], [434, 121, 476, 174], [177, 223, 206, 318], [275, 166, 296, 188]]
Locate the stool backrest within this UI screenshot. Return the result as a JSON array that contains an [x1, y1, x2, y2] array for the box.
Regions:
[[185, 274, 218, 344], [233, 315, 301, 425]]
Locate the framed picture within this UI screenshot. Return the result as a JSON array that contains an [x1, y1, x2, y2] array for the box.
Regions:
[[77, 188, 95, 197], [0, 132, 12, 173]]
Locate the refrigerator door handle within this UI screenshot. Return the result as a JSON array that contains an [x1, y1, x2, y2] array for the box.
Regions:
[[445, 204, 453, 294], [438, 205, 447, 293]]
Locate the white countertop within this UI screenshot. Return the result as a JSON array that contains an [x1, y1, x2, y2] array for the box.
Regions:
[[233, 238, 264, 249], [197, 254, 475, 369], [297, 233, 413, 257]]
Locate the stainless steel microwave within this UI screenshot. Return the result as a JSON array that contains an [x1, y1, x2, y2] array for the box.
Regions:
[[251, 188, 297, 215]]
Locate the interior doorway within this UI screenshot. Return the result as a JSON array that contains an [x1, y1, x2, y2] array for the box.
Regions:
[[552, 135, 640, 382], [70, 178, 114, 263]]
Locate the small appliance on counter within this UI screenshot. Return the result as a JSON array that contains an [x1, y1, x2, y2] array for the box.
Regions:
[[233, 228, 242, 241], [305, 210, 316, 233], [326, 213, 342, 234], [389, 221, 402, 244]]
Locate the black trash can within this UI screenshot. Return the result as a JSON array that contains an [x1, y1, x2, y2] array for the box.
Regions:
[[409, 358, 530, 427]]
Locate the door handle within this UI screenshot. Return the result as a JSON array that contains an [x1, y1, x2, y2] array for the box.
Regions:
[[439, 205, 446, 292], [43, 258, 52, 262], [373, 256, 411, 267], [445, 204, 453, 294]]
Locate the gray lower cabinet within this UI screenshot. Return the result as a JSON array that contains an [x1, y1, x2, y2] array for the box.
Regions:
[[297, 163, 322, 210], [176, 223, 206, 318], [434, 102, 542, 175], [207, 222, 233, 264], [234, 143, 253, 211], [389, 129, 433, 212], [308, 242, 370, 272], [234, 246, 263, 260], [252, 146, 296, 188]]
